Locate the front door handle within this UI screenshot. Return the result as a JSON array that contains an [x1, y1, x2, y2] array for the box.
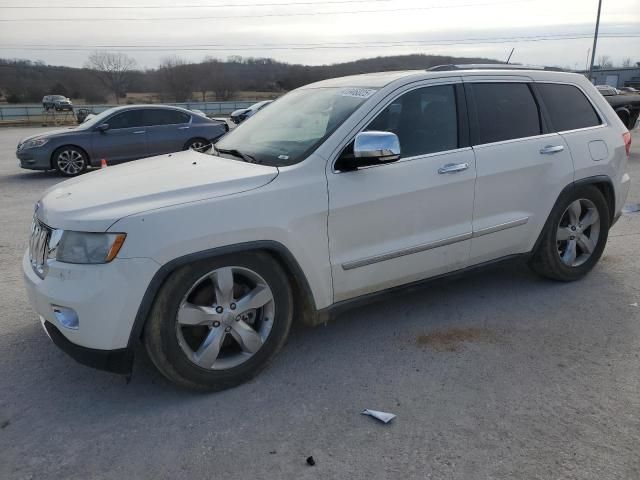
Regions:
[[438, 162, 470, 174], [132, 130, 145, 134], [539, 145, 564, 155]]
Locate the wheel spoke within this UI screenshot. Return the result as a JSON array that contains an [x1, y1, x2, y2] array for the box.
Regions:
[[562, 239, 577, 265], [580, 208, 599, 228], [568, 200, 582, 225], [230, 320, 263, 354], [212, 267, 234, 305], [194, 328, 226, 368], [556, 227, 572, 241], [236, 284, 273, 312], [178, 303, 221, 326], [577, 234, 596, 254]]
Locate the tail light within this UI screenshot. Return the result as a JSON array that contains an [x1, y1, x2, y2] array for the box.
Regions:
[[623, 131, 631, 157]]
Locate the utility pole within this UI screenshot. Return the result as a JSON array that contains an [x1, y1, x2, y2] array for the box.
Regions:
[[588, 0, 603, 81]]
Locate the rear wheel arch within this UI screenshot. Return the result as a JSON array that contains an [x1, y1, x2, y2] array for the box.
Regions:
[[129, 241, 318, 348], [532, 175, 615, 254]]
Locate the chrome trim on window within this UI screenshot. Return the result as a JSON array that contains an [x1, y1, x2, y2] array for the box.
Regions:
[[472, 217, 529, 238], [341, 232, 472, 270]]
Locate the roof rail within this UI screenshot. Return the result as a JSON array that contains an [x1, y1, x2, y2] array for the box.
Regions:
[[427, 64, 565, 72]]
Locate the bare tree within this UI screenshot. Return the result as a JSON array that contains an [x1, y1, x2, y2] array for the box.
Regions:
[[158, 56, 196, 102], [621, 57, 633, 68], [85, 51, 137, 104], [597, 54, 613, 69], [203, 59, 236, 100]]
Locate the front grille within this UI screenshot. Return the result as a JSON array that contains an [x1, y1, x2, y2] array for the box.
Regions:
[[29, 217, 51, 278]]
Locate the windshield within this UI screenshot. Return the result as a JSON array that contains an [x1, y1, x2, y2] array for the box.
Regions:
[[214, 87, 376, 166]]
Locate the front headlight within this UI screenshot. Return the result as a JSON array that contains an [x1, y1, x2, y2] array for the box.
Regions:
[[49, 231, 126, 264], [22, 138, 49, 149]]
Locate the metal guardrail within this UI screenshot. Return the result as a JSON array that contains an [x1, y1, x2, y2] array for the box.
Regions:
[[0, 100, 258, 123]]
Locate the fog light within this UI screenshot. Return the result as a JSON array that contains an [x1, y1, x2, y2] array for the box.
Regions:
[[51, 305, 79, 330]]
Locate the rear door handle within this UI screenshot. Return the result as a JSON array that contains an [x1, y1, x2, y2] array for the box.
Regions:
[[178, 126, 190, 130], [132, 130, 145, 134], [438, 162, 470, 174], [539, 145, 564, 155]]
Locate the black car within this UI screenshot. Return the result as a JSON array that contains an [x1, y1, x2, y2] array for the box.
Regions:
[[42, 95, 73, 111]]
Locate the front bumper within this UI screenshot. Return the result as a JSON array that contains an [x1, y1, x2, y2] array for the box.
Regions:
[[16, 147, 52, 170], [23, 251, 160, 373]]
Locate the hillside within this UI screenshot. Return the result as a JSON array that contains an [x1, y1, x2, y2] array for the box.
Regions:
[[0, 53, 500, 104]]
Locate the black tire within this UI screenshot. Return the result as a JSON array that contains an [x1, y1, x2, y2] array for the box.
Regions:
[[52, 146, 89, 177], [529, 185, 610, 281], [143, 252, 293, 392], [184, 137, 210, 152]]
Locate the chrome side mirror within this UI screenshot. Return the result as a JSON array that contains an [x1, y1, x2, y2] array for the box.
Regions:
[[354, 131, 401, 164], [335, 131, 401, 171]]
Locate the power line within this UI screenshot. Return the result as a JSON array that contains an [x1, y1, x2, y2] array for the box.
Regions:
[[0, 0, 392, 7], [0, 0, 536, 21], [1, 33, 638, 52]]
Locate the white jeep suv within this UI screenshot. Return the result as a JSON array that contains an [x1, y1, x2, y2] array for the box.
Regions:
[[24, 66, 632, 391]]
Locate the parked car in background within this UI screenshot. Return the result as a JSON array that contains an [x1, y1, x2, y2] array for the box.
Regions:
[[596, 85, 640, 129], [23, 67, 631, 391], [42, 95, 73, 111], [230, 100, 272, 124], [17, 105, 229, 176], [619, 87, 639, 94]]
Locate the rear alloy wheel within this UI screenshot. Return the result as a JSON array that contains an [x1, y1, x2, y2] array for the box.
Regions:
[[529, 185, 609, 281], [185, 138, 210, 152], [54, 147, 88, 177], [144, 252, 293, 391]]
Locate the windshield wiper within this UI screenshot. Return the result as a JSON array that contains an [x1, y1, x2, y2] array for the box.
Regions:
[[214, 146, 259, 164]]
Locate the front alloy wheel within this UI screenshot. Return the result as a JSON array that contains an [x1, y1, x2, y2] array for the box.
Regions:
[[144, 252, 293, 391], [54, 147, 87, 176], [176, 266, 275, 370]]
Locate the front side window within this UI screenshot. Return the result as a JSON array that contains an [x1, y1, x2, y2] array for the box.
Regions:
[[471, 83, 541, 144], [366, 84, 458, 158], [108, 110, 145, 130], [537, 83, 601, 132], [214, 87, 374, 166]]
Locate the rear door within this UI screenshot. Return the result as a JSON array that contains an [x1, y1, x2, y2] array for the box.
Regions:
[[465, 79, 574, 264], [143, 109, 192, 156], [90, 109, 148, 163]]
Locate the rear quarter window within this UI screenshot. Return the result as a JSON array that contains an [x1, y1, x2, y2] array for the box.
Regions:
[[470, 83, 541, 144], [537, 83, 601, 132]]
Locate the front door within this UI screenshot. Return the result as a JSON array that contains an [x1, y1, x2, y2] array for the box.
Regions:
[[327, 82, 477, 302], [91, 109, 148, 164]]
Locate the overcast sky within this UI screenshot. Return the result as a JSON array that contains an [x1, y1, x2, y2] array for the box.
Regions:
[[0, 0, 638, 69]]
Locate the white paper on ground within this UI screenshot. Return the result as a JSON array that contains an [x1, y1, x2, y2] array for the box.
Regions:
[[362, 409, 396, 424]]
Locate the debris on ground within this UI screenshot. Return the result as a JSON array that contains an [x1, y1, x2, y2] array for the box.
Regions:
[[306, 456, 316, 466], [622, 203, 640, 214], [362, 409, 396, 424]]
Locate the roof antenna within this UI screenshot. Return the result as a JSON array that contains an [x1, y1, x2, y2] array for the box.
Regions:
[[506, 48, 515, 64]]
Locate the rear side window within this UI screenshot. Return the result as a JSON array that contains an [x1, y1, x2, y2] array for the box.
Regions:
[[144, 109, 190, 126], [537, 83, 601, 132], [471, 83, 541, 144]]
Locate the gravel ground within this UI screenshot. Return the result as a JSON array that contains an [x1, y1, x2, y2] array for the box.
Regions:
[[0, 126, 639, 480]]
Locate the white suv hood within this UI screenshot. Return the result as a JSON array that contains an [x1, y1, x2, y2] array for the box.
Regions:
[[37, 150, 279, 232]]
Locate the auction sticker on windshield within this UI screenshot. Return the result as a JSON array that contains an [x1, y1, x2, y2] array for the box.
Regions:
[[341, 88, 377, 98]]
